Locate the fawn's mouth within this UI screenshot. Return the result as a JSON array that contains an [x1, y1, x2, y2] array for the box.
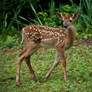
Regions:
[[64, 24, 68, 28]]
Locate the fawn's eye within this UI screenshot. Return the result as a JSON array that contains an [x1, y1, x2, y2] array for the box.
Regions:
[[69, 20, 72, 22]]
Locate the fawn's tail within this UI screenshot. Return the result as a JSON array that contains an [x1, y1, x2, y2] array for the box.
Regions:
[[21, 29, 24, 43]]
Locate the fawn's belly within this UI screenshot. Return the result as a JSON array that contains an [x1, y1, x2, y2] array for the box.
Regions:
[[40, 38, 57, 48]]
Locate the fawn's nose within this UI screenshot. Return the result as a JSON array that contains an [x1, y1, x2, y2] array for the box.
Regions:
[[64, 24, 68, 28]]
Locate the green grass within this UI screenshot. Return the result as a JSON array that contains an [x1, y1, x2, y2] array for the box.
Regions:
[[0, 44, 92, 92]]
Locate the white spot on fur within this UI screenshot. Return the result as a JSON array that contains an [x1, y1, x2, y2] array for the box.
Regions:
[[26, 33, 29, 35], [40, 36, 42, 38], [35, 29, 37, 31], [55, 34, 57, 37], [60, 30, 62, 32], [30, 27, 32, 30], [61, 33, 65, 37], [42, 38, 53, 41]]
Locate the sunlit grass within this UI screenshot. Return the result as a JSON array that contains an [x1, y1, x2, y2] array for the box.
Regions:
[[0, 44, 92, 92]]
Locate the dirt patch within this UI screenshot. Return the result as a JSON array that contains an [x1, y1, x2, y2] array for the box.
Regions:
[[0, 48, 20, 56], [72, 39, 92, 48]]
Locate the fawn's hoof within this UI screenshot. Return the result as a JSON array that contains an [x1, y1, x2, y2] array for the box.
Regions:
[[16, 81, 21, 86], [33, 76, 37, 82], [38, 77, 44, 81]]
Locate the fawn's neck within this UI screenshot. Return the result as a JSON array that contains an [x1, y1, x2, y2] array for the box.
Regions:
[[65, 25, 76, 49], [68, 25, 76, 41]]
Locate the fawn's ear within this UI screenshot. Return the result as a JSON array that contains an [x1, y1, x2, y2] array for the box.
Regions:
[[72, 13, 78, 19], [56, 13, 64, 20]]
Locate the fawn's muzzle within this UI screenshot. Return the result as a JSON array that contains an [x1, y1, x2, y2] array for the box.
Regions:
[[64, 24, 68, 28]]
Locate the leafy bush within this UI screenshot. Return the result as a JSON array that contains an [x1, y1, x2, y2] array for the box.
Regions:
[[0, 0, 92, 45], [71, 0, 92, 39], [0, 35, 20, 49]]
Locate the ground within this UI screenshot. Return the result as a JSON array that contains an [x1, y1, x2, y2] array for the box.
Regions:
[[0, 40, 92, 92]]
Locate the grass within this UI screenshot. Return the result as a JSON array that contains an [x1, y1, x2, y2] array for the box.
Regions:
[[0, 44, 92, 92]]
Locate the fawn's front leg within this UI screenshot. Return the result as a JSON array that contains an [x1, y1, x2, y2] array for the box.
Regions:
[[45, 51, 60, 79], [57, 47, 67, 80]]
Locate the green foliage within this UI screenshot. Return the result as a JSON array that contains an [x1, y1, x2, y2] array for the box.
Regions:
[[0, 0, 92, 41], [30, 3, 42, 25], [0, 0, 24, 33], [72, 0, 92, 39], [0, 45, 92, 92], [49, 0, 55, 16], [0, 35, 21, 49], [59, 4, 76, 14]]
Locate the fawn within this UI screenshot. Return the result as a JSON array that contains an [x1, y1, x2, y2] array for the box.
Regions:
[[16, 12, 78, 85]]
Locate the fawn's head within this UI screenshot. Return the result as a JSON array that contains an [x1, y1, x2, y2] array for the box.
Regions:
[[56, 13, 78, 28]]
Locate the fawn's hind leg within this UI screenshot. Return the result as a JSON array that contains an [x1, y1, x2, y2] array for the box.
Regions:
[[16, 41, 39, 85], [25, 56, 37, 81]]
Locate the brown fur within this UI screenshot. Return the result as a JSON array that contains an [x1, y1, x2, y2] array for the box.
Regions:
[[16, 13, 78, 85]]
